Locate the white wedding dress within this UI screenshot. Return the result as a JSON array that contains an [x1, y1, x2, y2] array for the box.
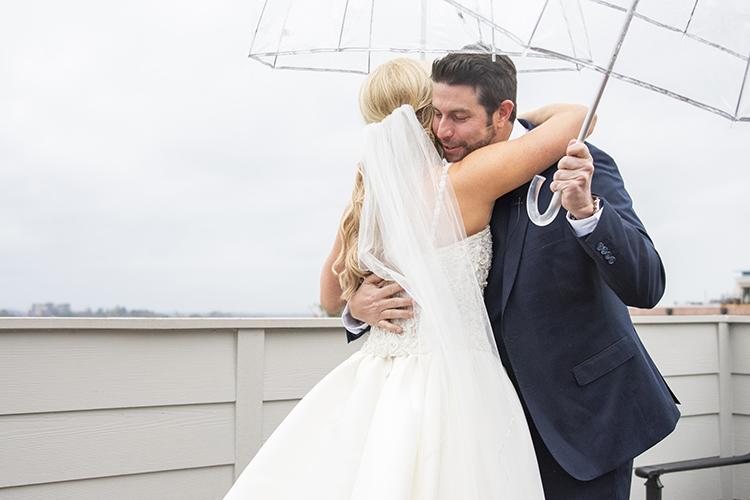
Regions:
[[223, 106, 544, 500]]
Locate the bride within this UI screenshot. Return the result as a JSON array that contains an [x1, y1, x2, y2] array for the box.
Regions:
[[223, 58, 590, 499]]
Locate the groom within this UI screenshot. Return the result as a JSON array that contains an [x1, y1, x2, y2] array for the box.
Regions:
[[344, 52, 680, 500]]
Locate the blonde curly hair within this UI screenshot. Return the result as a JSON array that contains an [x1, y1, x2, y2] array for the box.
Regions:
[[334, 58, 440, 300]]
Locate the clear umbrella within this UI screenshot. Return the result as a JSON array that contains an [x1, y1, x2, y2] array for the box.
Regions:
[[249, 0, 590, 74], [525, 0, 750, 224], [249, 0, 750, 225]]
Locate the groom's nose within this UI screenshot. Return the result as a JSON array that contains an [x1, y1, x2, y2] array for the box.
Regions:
[[434, 117, 453, 141]]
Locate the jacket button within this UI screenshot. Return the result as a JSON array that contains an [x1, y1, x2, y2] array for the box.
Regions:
[[608, 256, 616, 264], [596, 242, 605, 251]]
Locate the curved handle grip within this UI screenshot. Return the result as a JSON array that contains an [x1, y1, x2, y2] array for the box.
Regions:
[[526, 175, 561, 227]]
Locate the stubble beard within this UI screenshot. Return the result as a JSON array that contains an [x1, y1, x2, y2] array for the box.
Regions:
[[443, 124, 497, 162]]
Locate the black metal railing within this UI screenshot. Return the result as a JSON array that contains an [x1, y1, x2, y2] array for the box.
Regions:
[[634, 452, 750, 500]]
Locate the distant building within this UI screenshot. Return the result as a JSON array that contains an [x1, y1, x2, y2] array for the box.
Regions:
[[736, 271, 750, 304], [630, 271, 750, 316], [29, 303, 48, 316], [29, 303, 72, 317]]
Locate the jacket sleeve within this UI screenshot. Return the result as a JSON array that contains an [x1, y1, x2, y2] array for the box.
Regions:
[[341, 305, 370, 342], [573, 143, 666, 308]]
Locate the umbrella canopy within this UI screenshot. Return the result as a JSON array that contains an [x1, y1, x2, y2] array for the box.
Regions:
[[553, 0, 750, 123], [250, 0, 750, 225], [250, 0, 749, 122], [249, 0, 590, 74]]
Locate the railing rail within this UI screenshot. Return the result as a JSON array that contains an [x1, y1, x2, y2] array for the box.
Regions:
[[635, 452, 750, 500]]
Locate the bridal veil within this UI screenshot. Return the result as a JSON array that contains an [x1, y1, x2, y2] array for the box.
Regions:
[[358, 105, 538, 498]]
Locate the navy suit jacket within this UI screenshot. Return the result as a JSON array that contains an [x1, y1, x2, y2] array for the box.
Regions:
[[487, 120, 679, 480]]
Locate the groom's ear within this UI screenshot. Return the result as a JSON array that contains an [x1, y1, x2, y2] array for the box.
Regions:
[[492, 100, 514, 129]]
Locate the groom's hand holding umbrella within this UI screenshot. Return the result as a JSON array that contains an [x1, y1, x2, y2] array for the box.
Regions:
[[553, 139, 597, 221]]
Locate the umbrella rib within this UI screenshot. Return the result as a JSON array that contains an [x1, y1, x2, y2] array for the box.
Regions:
[[684, 0, 700, 34], [338, 0, 351, 50], [248, 0, 271, 56], [525, 0, 550, 51], [421, 0, 427, 59], [734, 50, 750, 119], [633, 12, 746, 60], [585, 0, 626, 14], [270, 0, 295, 68], [615, 73, 741, 122], [490, 0, 496, 57], [368, 0, 376, 73], [587, 0, 746, 60], [519, 67, 581, 73], [252, 47, 467, 57], [531, 46, 746, 122], [475, 17, 484, 46], [249, 55, 368, 74], [570, 0, 591, 71], [558, 0, 587, 70], [441, 0, 526, 47]]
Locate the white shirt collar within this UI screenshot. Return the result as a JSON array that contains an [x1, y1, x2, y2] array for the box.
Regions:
[[509, 119, 527, 140]]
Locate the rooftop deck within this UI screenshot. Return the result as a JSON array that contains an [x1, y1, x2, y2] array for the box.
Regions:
[[1, 316, 748, 500]]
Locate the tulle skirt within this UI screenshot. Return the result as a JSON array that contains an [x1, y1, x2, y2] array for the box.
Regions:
[[223, 349, 544, 500]]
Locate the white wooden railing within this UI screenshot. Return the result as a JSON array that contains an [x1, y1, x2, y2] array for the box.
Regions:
[[0, 316, 748, 500], [628, 316, 750, 500]]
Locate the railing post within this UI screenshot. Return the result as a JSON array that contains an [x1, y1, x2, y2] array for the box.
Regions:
[[235, 328, 266, 480], [643, 474, 663, 500], [717, 319, 734, 500]]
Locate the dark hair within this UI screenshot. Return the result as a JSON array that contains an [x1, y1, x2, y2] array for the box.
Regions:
[[431, 48, 517, 123]]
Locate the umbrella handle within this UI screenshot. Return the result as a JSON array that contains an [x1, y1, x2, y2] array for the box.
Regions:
[[526, 175, 561, 226], [526, 74, 598, 227]]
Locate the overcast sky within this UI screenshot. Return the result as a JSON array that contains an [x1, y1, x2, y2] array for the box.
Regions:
[[1, 0, 748, 316]]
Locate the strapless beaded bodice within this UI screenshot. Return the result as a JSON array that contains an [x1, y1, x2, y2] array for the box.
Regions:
[[361, 225, 493, 357]]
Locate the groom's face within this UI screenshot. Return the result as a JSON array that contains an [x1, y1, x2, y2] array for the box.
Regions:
[[432, 83, 499, 163]]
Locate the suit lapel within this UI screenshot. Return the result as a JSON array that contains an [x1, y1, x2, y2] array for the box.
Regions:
[[499, 119, 535, 315], [501, 185, 530, 314]]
